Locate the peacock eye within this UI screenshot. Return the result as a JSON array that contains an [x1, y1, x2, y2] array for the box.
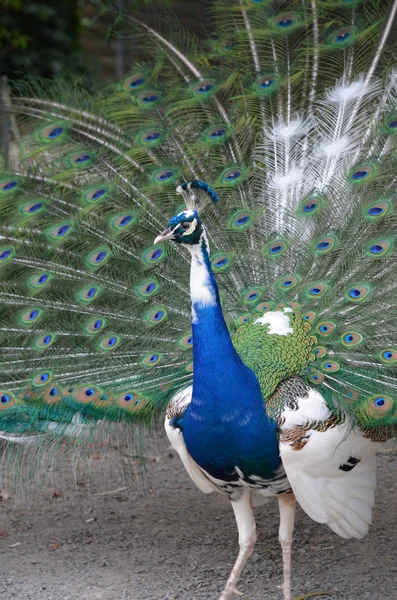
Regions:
[[181, 223, 191, 231]]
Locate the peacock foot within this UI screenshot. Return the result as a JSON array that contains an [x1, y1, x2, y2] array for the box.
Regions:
[[218, 585, 243, 599]]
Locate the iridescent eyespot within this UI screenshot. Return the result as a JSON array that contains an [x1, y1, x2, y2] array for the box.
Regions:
[[380, 348, 397, 363], [145, 306, 168, 326], [33, 371, 53, 387], [111, 213, 136, 231], [138, 129, 164, 146], [236, 314, 252, 325], [0, 391, 15, 410], [122, 74, 146, 91], [84, 186, 110, 204], [242, 287, 262, 304], [99, 334, 121, 351], [38, 123, 67, 143], [136, 90, 161, 106], [345, 284, 372, 302], [204, 124, 229, 143], [211, 252, 233, 272], [0, 247, 14, 263], [141, 245, 166, 265], [330, 26, 356, 45], [86, 248, 111, 268], [297, 195, 326, 218], [312, 235, 337, 255], [117, 391, 147, 411], [220, 166, 246, 185], [152, 168, 177, 184], [228, 210, 253, 230], [367, 396, 393, 417], [178, 334, 193, 349], [78, 285, 102, 304], [271, 12, 299, 32], [86, 316, 106, 334], [349, 163, 376, 183], [317, 322, 335, 336], [185, 362, 194, 373], [134, 278, 160, 299], [308, 372, 324, 384], [48, 222, 72, 241], [277, 274, 299, 291], [72, 385, 101, 404], [255, 302, 275, 313], [264, 239, 288, 258], [0, 178, 20, 193], [68, 151, 94, 168], [20, 307, 43, 325], [219, 39, 238, 52], [255, 74, 279, 94], [20, 201, 46, 216], [307, 282, 328, 298], [30, 273, 51, 288], [321, 361, 340, 372], [43, 384, 63, 405], [35, 333, 56, 349], [367, 239, 392, 257], [364, 199, 391, 219], [192, 79, 217, 97], [302, 311, 317, 323], [341, 331, 363, 347], [313, 346, 327, 358], [142, 352, 162, 367]]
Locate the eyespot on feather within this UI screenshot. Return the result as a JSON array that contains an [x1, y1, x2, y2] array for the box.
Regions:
[[142, 352, 162, 367], [380, 348, 397, 363], [98, 334, 121, 351], [276, 274, 300, 291], [43, 384, 63, 405], [111, 212, 136, 231], [228, 210, 253, 231], [306, 282, 328, 298], [329, 26, 356, 46], [29, 272, 52, 289], [296, 194, 326, 218], [366, 239, 393, 258], [0, 247, 14, 264], [37, 122, 68, 143], [317, 322, 336, 336], [0, 177, 20, 194], [144, 306, 168, 326], [254, 73, 279, 94], [345, 283, 372, 302], [47, 222, 73, 242], [178, 334, 193, 349], [34, 333, 56, 349], [141, 244, 166, 266], [0, 391, 15, 410], [236, 313, 252, 325], [364, 199, 392, 219], [341, 331, 363, 347], [211, 252, 234, 272], [72, 386, 101, 404], [348, 163, 376, 184], [203, 124, 229, 143], [134, 278, 160, 299], [220, 166, 246, 186], [86, 316, 107, 334], [77, 285, 102, 304], [312, 235, 338, 255], [67, 151, 95, 168], [255, 301, 276, 313], [321, 361, 340, 372], [20, 200, 46, 216], [308, 372, 324, 384], [270, 12, 301, 33], [33, 371, 53, 387], [263, 239, 289, 259], [83, 186, 111, 204], [122, 73, 147, 92], [313, 346, 327, 358], [86, 247, 112, 269], [191, 79, 217, 98], [242, 287, 263, 304], [138, 128, 165, 146], [20, 307, 44, 326], [302, 311, 317, 323], [117, 391, 147, 411], [185, 362, 194, 373], [136, 90, 161, 107], [96, 392, 114, 407], [366, 396, 393, 418], [151, 168, 178, 185]]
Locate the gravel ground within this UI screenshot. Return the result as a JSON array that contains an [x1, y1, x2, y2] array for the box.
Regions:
[[0, 437, 396, 600]]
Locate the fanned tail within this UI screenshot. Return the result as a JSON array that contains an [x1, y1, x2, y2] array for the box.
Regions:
[[1, 0, 397, 452]]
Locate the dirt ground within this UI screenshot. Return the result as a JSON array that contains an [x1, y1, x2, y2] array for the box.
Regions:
[[0, 435, 396, 600]]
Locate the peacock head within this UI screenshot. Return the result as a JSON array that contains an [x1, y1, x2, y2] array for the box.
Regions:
[[154, 209, 204, 246]]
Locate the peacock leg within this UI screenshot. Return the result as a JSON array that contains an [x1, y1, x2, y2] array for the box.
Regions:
[[219, 489, 256, 600], [277, 492, 296, 600]]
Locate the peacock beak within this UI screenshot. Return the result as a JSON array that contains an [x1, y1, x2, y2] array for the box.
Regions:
[[154, 227, 175, 244]]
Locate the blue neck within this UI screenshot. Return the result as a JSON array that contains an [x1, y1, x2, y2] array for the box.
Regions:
[[183, 235, 281, 480]]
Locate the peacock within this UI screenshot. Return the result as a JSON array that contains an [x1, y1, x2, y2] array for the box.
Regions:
[[1, 0, 397, 598]]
